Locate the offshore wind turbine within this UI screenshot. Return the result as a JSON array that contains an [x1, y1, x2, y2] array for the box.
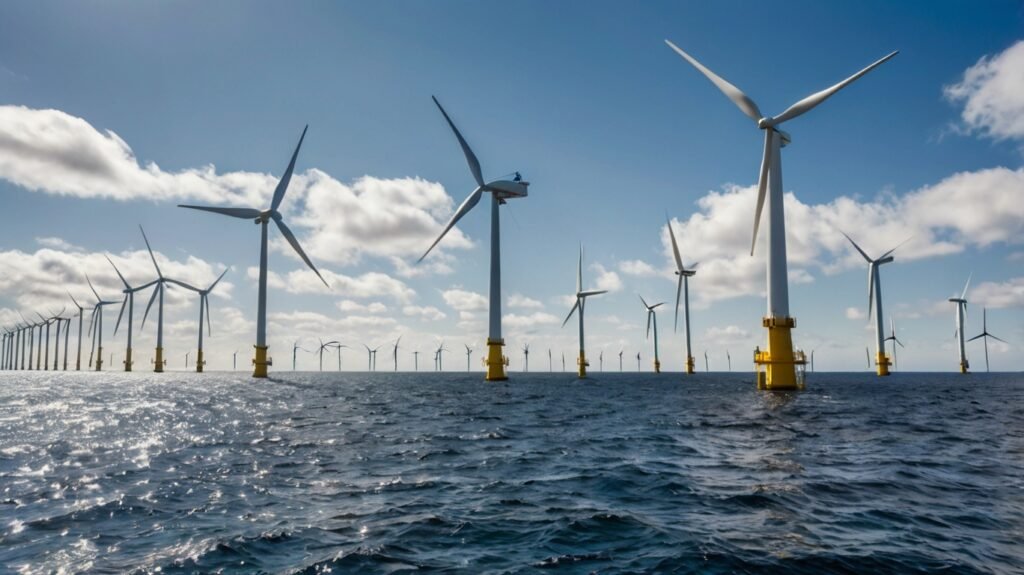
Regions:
[[704, 351, 709, 372], [727, 350, 732, 372], [548, 348, 552, 372], [107, 255, 156, 372], [418, 96, 529, 382], [185, 351, 190, 369], [392, 336, 402, 372], [36, 310, 63, 371], [636, 352, 641, 372], [667, 217, 698, 374], [233, 349, 238, 371], [86, 275, 119, 372], [465, 344, 474, 371], [599, 350, 603, 372], [68, 293, 86, 370], [666, 40, 897, 390], [522, 343, 529, 372], [317, 339, 340, 371], [329, 342, 348, 371], [179, 126, 328, 378], [292, 340, 308, 371], [968, 308, 1006, 373], [435, 342, 448, 372], [884, 317, 904, 371], [640, 295, 665, 373], [618, 349, 623, 372], [139, 226, 179, 373], [842, 232, 906, 376], [168, 268, 229, 373], [950, 275, 971, 373], [562, 245, 607, 378], [413, 350, 420, 372], [561, 352, 565, 372]]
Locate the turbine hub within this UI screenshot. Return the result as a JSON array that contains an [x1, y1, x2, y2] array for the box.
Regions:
[[757, 117, 773, 129]]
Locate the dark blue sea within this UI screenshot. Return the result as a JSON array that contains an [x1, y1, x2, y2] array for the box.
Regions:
[[1, 371, 1021, 574]]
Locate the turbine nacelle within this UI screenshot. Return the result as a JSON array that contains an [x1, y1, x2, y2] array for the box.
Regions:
[[488, 179, 529, 201]]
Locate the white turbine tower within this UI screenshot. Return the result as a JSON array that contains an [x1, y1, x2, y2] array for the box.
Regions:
[[68, 292, 86, 371], [666, 217, 697, 374], [639, 295, 665, 373], [968, 308, 1005, 373], [419, 96, 528, 382], [85, 275, 119, 372], [949, 274, 971, 373], [169, 268, 229, 373], [665, 40, 897, 389], [842, 232, 906, 376], [562, 245, 607, 378], [179, 126, 328, 378], [465, 344, 474, 372], [107, 255, 157, 372]]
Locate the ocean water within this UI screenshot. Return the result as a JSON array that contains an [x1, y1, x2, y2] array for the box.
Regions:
[[0, 371, 1021, 574]]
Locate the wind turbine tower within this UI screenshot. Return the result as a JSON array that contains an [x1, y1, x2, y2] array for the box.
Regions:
[[968, 308, 1005, 373], [667, 217, 698, 374], [842, 232, 905, 376], [562, 245, 607, 378], [666, 40, 897, 389], [640, 295, 665, 373], [419, 97, 528, 381], [949, 275, 971, 373]]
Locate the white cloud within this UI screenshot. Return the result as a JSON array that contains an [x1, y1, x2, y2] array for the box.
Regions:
[[503, 312, 560, 331], [246, 267, 416, 303], [663, 168, 1024, 305], [337, 300, 387, 314], [0, 106, 473, 273], [970, 277, 1024, 309], [507, 293, 543, 309], [402, 305, 446, 321], [441, 287, 488, 312], [618, 259, 661, 277], [591, 263, 623, 292], [944, 40, 1024, 142], [703, 325, 751, 345], [35, 237, 83, 252], [845, 307, 866, 320]]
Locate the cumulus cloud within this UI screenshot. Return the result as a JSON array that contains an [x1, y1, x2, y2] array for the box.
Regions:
[[845, 307, 866, 320], [945, 40, 1024, 142], [246, 267, 415, 303], [403, 305, 447, 321], [441, 287, 488, 312], [970, 277, 1024, 309], [0, 106, 473, 272], [337, 300, 388, 314], [703, 325, 751, 345], [507, 293, 544, 309], [503, 312, 560, 331], [618, 259, 662, 277], [591, 263, 623, 292], [664, 168, 1024, 305]]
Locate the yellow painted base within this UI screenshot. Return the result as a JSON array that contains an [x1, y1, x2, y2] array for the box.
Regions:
[[875, 351, 890, 376], [485, 339, 507, 381], [754, 316, 805, 391], [124, 347, 132, 372], [196, 349, 204, 373], [95, 346, 103, 372], [685, 356, 695, 374], [960, 359, 969, 374], [654, 359, 661, 374], [253, 345, 269, 378], [154, 347, 164, 373], [577, 351, 588, 378]]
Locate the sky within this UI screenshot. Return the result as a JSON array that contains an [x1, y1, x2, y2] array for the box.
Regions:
[[1, 0, 1022, 373]]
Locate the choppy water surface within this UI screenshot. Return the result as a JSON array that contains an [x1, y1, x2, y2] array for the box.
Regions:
[[1, 371, 1022, 574]]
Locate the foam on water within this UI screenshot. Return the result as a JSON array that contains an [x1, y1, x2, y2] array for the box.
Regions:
[[0, 371, 1021, 574]]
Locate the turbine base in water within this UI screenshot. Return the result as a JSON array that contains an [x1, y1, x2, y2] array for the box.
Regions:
[[484, 339, 507, 381], [153, 347, 164, 373], [253, 346, 270, 378], [960, 359, 969, 374], [755, 316, 806, 390], [577, 351, 588, 379], [95, 346, 103, 372], [685, 356, 695, 375], [196, 349, 204, 373], [875, 351, 891, 376], [654, 359, 661, 374], [124, 348, 132, 372]]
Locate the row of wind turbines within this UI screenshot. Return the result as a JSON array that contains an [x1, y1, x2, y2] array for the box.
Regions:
[[0, 39, 1008, 381]]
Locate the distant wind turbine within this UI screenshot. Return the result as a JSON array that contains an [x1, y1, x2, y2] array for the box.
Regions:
[[179, 126, 328, 378], [107, 255, 156, 372], [968, 308, 1006, 373], [667, 217, 697, 374], [85, 275, 119, 372], [168, 268, 230, 373], [618, 349, 623, 372], [842, 231, 908, 376], [68, 293, 85, 370], [419, 96, 528, 382], [139, 226, 179, 373], [562, 245, 607, 378], [950, 274, 972, 373], [392, 336, 402, 372], [640, 295, 665, 373], [465, 344, 474, 371], [883, 318, 904, 371], [522, 343, 529, 372], [665, 40, 896, 389]]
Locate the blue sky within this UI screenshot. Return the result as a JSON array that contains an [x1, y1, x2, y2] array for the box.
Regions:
[[1, 1, 1022, 372]]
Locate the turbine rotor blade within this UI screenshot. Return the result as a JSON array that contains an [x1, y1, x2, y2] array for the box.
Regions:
[[142, 284, 160, 329], [840, 231, 872, 262], [664, 40, 763, 122], [419, 187, 483, 262], [166, 279, 200, 292], [562, 299, 580, 328], [639, 294, 649, 309], [879, 235, 913, 261], [989, 333, 1008, 344], [961, 273, 972, 300], [105, 256, 130, 289], [646, 311, 651, 339], [274, 218, 329, 288], [432, 96, 484, 187], [86, 274, 101, 301], [674, 275, 683, 333], [666, 216, 683, 271], [868, 264, 876, 321], [138, 226, 163, 279], [208, 267, 230, 292], [178, 205, 263, 219], [579, 290, 607, 297], [205, 294, 212, 337], [770, 51, 899, 126], [751, 130, 772, 256], [114, 296, 127, 335], [271, 125, 308, 212]]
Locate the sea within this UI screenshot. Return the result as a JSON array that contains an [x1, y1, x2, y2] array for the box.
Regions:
[[0, 371, 1021, 574]]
